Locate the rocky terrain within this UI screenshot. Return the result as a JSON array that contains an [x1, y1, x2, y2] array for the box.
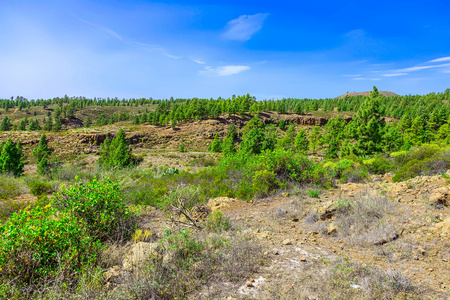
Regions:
[[94, 172, 450, 299]]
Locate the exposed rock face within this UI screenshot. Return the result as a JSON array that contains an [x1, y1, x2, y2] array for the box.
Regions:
[[122, 242, 159, 271]]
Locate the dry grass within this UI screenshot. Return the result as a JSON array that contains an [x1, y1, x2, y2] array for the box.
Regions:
[[262, 256, 432, 300]]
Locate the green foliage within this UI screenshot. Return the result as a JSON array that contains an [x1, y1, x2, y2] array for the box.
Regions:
[[0, 205, 100, 285], [209, 133, 222, 152], [0, 174, 24, 200], [324, 159, 369, 183], [307, 189, 319, 198], [391, 144, 450, 182], [28, 180, 53, 196], [352, 87, 386, 155], [222, 135, 236, 157], [205, 210, 231, 233], [33, 134, 54, 175], [252, 169, 279, 198], [53, 179, 137, 242], [0, 117, 12, 131], [309, 126, 321, 154], [99, 129, 136, 168], [0, 139, 25, 177], [294, 129, 309, 153], [279, 119, 286, 130], [160, 229, 203, 260], [363, 156, 395, 175]]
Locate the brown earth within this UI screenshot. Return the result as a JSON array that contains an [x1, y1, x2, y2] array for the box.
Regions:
[[337, 91, 399, 99]]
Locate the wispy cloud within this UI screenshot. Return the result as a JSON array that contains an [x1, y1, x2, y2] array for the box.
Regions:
[[428, 57, 450, 63], [353, 77, 380, 81], [222, 13, 268, 41], [382, 73, 407, 77], [199, 65, 250, 76], [342, 74, 362, 77], [396, 63, 450, 73], [78, 16, 182, 59], [77, 17, 123, 40], [134, 41, 182, 59], [189, 58, 206, 64]]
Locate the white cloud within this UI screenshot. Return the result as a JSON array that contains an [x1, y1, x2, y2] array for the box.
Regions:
[[189, 58, 206, 64], [222, 13, 268, 41], [382, 73, 408, 77], [199, 65, 250, 76], [428, 57, 450, 63], [396, 63, 450, 73], [353, 77, 380, 81], [342, 74, 362, 77]]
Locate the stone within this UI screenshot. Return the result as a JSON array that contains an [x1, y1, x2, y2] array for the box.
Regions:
[[300, 257, 307, 262], [122, 242, 159, 271], [317, 201, 338, 220], [282, 239, 292, 245], [328, 223, 337, 235], [435, 217, 450, 236], [103, 265, 121, 282], [246, 281, 254, 287], [430, 187, 450, 206], [418, 246, 426, 256]]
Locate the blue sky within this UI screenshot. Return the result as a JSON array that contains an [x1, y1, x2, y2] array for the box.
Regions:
[[1, 0, 449, 100]]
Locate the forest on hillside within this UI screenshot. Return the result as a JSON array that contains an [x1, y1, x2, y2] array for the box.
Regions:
[[1, 87, 450, 299]]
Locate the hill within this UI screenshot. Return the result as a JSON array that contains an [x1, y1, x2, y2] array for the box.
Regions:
[[337, 91, 399, 98]]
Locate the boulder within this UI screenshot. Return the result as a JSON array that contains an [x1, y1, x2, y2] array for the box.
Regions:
[[122, 242, 159, 271], [430, 187, 450, 206], [207, 197, 239, 213], [317, 201, 338, 220]]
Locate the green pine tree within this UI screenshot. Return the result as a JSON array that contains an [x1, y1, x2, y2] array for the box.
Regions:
[[109, 129, 132, 168], [53, 117, 62, 131], [0, 139, 25, 176], [222, 135, 236, 156], [209, 134, 222, 152], [33, 134, 54, 175], [294, 129, 309, 153], [353, 86, 386, 155], [0, 117, 12, 131], [309, 126, 321, 154]]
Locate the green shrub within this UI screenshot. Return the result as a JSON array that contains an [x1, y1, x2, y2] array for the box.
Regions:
[[205, 210, 231, 233], [363, 156, 396, 175], [392, 147, 450, 182], [53, 179, 136, 242], [307, 189, 319, 198], [160, 229, 203, 262], [0, 174, 24, 200], [252, 170, 279, 198], [0, 205, 100, 285], [28, 180, 53, 196]]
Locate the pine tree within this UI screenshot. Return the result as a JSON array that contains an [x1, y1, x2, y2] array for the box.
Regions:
[[109, 129, 132, 168], [0, 139, 25, 176], [0, 117, 12, 131], [178, 139, 186, 152], [294, 129, 309, 153], [18, 119, 27, 131], [209, 134, 222, 152], [382, 123, 404, 152], [222, 135, 236, 156], [309, 126, 321, 154], [240, 127, 266, 154], [85, 116, 92, 128], [53, 118, 62, 131], [33, 134, 54, 175], [43, 116, 53, 131], [353, 86, 386, 155]]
